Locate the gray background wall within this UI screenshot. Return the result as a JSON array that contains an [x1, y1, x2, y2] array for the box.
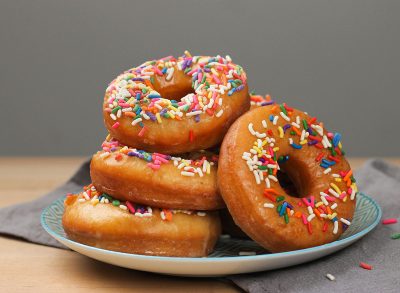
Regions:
[[1, 0, 399, 156]]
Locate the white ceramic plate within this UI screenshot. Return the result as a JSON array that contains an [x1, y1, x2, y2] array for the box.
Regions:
[[41, 193, 381, 277]]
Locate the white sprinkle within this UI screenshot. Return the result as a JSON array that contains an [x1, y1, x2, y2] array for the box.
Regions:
[[307, 206, 314, 215], [296, 116, 300, 125], [116, 109, 122, 118], [220, 234, 231, 239], [255, 132, 267, 138], [280, 111, 290, 121], [253, 170, 261, 184], [329, 188, 340, 198], [197, 167, 204, 177], [289, 138, 294, 145], [186, 110, 203, 117], [110, 113, 117, 121], [350, 189, 356, 200], [262, 120, 268, 128], [142, 112, 150, 120], [248, 123, 256, 136], [324, 168, 332, 174], [326, 273, 335, 281], [166, 67, 174, 81], [160, 211, 166, 220], [311, 124, 324, 136], [291, 122, 300, 128], [263, 203, 275, 208], [197, 212, 206, 217], [272, 116, 279, 125], [215, 109, 224, 118], [265, 177, 271, 188], [300, 129, 306, 141], [78, 198, 85, 203], [321, 195, 329, 206], [333, 221, 339, 234], [331, 203, 338, 209], [131, 117, 142, 126], [268, 175, 278, 182], [307, 214, 316, 222], [83, 192, 90, 200], [340, 218, 351, 226], [239, 251, 256, 256], [119, 205, 128, 211], [181, 171, 195, 177]]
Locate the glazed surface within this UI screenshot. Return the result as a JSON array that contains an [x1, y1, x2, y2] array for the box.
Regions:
[[218, 105, 357, 252], [62, 190, 221, 257], [103, 52, 250, 154]]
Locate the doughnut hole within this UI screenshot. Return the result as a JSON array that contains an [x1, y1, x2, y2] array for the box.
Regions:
[[277, 157, 312, 198], [152, 71, 194, 101]]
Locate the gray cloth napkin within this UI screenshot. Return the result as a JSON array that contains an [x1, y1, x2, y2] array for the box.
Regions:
[[0, 159, 399, 292]]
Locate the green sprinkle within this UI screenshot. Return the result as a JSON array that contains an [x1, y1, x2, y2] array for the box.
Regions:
[[102, 193, 112, 201], [150, 76, 155, 84], [258, 165, 268, 170], [330, 147, 337, 156], [341, 150, 346, 155], [142, 88, 148, 94], [273, 153, 277, 161], [277, 204, 282, 213], [391, 233, 400, 239], [280, 104, 287, 115], [111, 106, 121, 114], [290, 131, 296, 135], [276, 196, 285, 202], [268, 168, 273, 175], [250, 90, 256, 95], [284, 213, 289, 224], [351, 176, 356, 183], [184, 68, 191, 74], [112, 200, 120, 206], [302, 119, 308, 130]]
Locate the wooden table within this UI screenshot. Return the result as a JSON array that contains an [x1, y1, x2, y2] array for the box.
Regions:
[[0, 157, 398, 292]]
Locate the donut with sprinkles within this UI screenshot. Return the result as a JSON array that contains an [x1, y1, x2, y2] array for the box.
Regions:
[[63, 185, 221, 257], [103, 51, 250, 154], [90, 136, 223, 210], [218, 104, 357, 252]]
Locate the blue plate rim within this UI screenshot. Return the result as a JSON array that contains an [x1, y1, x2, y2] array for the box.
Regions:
[[41, 192, 382, 263]]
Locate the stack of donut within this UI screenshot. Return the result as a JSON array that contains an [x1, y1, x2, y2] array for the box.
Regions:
[[63, 51, 358, 257]]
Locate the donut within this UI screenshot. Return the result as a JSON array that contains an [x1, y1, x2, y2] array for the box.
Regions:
[[103, 51, 250, 154], [218, 104, 357, 252], [62, 185, 221, 257], [90, 137, 224, 210], [250, 93, 275, 109]]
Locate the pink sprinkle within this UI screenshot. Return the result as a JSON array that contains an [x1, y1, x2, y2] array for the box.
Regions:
[[112, 122, 120, 129], [147, 163, 161, 170], [301, 214, 308, 225], [325, 196, 336, 202], [339, 192, 347, 199], [310, 196, 315, 207], [138, 126, 147, 137], [302, 198, 310, 207], [382, 218, 398, 225], [125, 201, 135, 214]]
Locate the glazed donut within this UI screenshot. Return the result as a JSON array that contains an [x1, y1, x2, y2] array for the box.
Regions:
[[218, 104, 357, 252], [103, 51, 250, 154], [62, 185, 221, 257], [91, 137, 224, 210], [250, 93, 275, 109]]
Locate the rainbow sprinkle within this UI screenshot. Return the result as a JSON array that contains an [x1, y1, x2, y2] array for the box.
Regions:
[[242, 103, 358, 236], [67, 184, 206, 221], [100, 137, 217, 177], [104, 51, 247, 133]]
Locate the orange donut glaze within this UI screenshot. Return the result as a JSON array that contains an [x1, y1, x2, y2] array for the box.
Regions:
[[218, 105, 357, 252], [104, 53, 250, 154], [63, 186, 221, 257]]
